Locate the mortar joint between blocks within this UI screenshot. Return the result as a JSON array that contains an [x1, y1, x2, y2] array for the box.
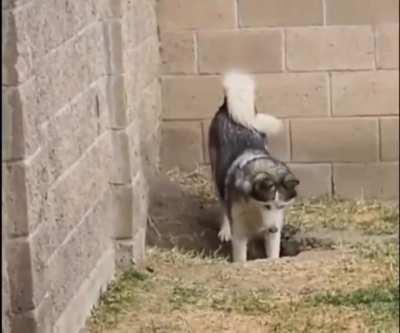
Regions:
[[288, 119, 293, 161], [372, 25, 378, 70], [322, 0, 327, 26], [377, 118, 383, 162], [327, 71, 333, 117], [193, 31, 199, 74], [283, 28, 287, 72], [234, 0, 240, 29], [330, 163, 335, 197]]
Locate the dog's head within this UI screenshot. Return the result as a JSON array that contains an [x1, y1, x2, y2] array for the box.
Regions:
[[235, 159, 300, 209]]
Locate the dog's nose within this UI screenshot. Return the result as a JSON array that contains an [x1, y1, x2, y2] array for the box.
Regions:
[[268, 226, 278, 233]]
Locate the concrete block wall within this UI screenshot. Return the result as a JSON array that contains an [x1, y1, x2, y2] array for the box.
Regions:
[[158, 0, 399, 200], [2, 166, 11, 333], [2, 0, 160, 332], [106, 0, 161, 269]]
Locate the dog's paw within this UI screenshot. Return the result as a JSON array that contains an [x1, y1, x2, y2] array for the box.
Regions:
[[218, 225, 232, 242]]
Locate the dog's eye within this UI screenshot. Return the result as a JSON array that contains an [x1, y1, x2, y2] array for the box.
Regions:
[[283, 180, 299, 189], [261, 182, 274, 191], [264, 204, 271, 210]]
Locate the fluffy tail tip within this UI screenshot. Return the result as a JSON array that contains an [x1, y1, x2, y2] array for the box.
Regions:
[[222, 70, 255, 93], [222, 70, 283, 136]]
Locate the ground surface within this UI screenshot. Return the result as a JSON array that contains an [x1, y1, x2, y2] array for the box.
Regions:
[[87, 170, 399, 333]]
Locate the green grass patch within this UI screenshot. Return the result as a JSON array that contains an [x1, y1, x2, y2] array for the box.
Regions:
[[211, 288, 275, 314], [351, 239, 399, 262], [88, 269, 149, 330], [287, 196, 399, 235], [169, 281, 275, 315], [308, 284, 399, 329], [169, 283, 207, 309]]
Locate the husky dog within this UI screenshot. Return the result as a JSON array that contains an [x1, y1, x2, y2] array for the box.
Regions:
[[208, 71, 300, 263]]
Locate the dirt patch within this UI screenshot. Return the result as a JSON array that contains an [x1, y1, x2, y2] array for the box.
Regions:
[[86, 170, 399, 333], [146, 173, 224, 255], [88, 241, 398, 333], [102, 307, 372, 333]]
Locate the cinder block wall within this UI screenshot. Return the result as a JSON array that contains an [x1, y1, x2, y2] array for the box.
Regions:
[[158, 0, 399, 199], [108, 0, 160, 269], [2, 0, 160, 332]]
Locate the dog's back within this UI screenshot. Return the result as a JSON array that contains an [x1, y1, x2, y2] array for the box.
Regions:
[[209, 71, 282, 201], [208, 99, 266, 200]]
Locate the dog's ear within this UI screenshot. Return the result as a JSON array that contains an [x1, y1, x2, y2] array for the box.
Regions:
[[250, 172, 274, 202], [234, 170, 252, 194], [235, 179, 252, 194], [253, 172, 274, 188], [282, 173, 300, 189]]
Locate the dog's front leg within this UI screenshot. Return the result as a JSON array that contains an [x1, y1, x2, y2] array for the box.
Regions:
[[230, 206, 248, 263], [218, 214, 232, 242], [262, 208, 284, 259], [265, 229, 281, 259], [232, 236, 248, 263]]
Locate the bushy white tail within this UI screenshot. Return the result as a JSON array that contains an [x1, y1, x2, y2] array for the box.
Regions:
[[222, 71, 282, 135]]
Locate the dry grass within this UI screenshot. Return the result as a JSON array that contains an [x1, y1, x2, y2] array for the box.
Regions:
[[288, 196, 399, 235], [88, 240, 398, 333], [87, 168, 399, 332], [166, 166, 217, 204], [167, 167, 399, 235]]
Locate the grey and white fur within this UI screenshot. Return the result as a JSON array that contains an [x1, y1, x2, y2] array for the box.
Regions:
[[208, 71, 300, 263]]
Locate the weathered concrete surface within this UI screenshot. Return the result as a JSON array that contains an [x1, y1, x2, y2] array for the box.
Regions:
[[3, 0, 161, 332], [2, 169, 11, 333], [53, 247, 115, 333]]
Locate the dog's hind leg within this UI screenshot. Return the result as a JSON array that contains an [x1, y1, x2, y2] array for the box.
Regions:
[[218, 214, 232, 242]]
